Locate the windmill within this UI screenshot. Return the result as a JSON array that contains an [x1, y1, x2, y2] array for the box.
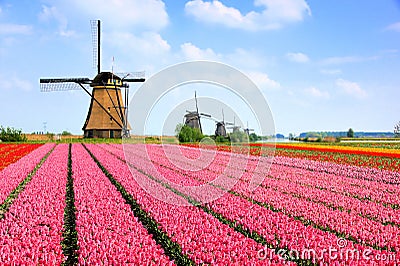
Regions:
[[39, 20, 145, 138], [226, 116, 241, 134], [183, 91, 211, 134], [214, 109, 233, 137], [244, 121, 255, 136]]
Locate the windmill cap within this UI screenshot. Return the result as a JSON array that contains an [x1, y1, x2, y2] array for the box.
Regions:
[[91, 72, 122, 87]]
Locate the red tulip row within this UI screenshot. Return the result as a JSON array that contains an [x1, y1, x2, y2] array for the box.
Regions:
[[0, 143, 55, 204], [0, 144, 67, 264], [183, 143, 400, 172], [86, 144, 286, 265], [275, 148, 400, 172], [113, 144, 399, 264], [0, 143, 43, 170]]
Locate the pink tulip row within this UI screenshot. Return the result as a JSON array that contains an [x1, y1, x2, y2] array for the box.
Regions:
[[0, 144, 67, 264], [268, 159, 400, 208], [0, 143, 55, 203], [143, 144, 400, 225], [255, 169, 400, 226], [71, 144, 174, 265], [115, 144, 399, 264], [155, 145, 400, 252], [271, 155, 400, 185], [86, 144, 287, 265]]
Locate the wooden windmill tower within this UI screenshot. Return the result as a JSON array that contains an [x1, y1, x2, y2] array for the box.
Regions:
[[227, 116, 243, 134], [183, 91, 211, 134], [214, 109, 233, 137], [243, 121, 255, 136], [40, 20, 145, 138]]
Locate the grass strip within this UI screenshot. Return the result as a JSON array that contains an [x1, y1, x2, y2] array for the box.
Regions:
[[61, 143, 79, 265], [82, 144, 195, 266], [0, 144, 55, 219]]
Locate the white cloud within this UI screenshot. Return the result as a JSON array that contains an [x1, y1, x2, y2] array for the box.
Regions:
[[109, 31, 170, 56], [178, 43, 281, 91], [336, 78, 367, 99], [39, 5, 75, 37], [385, 21, 400, 32], [0, 24, 33, 35], [63, 0, 168, 31], [180, 42, 220, 61], [320, 69, 341, 75], [179, 43, 268, 72], [1, 74, 33, 91], [246, 71, 280, 90], [286, 52, 309, 63], [304, 87, 329, 99], [185, 0, 311, 31], [321, 55, 379, 65]]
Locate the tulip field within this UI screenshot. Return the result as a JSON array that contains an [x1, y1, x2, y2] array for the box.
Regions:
[[0, 142, 399, 265]]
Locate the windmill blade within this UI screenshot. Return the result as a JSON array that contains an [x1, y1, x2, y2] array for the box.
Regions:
[[201, 116, 217, 122], [225, 122, 234, 125], [91, 20, 100, 74], [40, 78, 91, 92], [199, 112, 211, 117], [116, 71, 146, 82]]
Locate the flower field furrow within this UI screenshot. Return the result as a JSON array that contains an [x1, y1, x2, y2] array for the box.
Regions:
[[0, 143, 43, 170], [72, 144, 174, 265], [0, 144, 67, 264], [87, 144, 285, 265], [0, 143, 55, 204], [114, 144, 398, 265]]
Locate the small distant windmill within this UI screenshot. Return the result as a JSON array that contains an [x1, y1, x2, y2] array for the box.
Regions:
[[214, 109, 233, 137], [244, 121, 254, 136], [39, 20, 145, 138], [226, 116, 241, 133], [183, 91, 211, 134]]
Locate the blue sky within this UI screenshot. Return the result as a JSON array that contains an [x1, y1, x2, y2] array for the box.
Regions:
[[0, 0, 399, 136]]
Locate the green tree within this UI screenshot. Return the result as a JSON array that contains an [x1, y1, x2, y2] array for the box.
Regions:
[[0, 126, 27, 142], [347, 128, 354, 138], [61, 130, 72, 136], [215, 135, 229, 143], [175, 124, 204, 143], [230, 130, 248, 143], [249, 132, 259, 142]]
